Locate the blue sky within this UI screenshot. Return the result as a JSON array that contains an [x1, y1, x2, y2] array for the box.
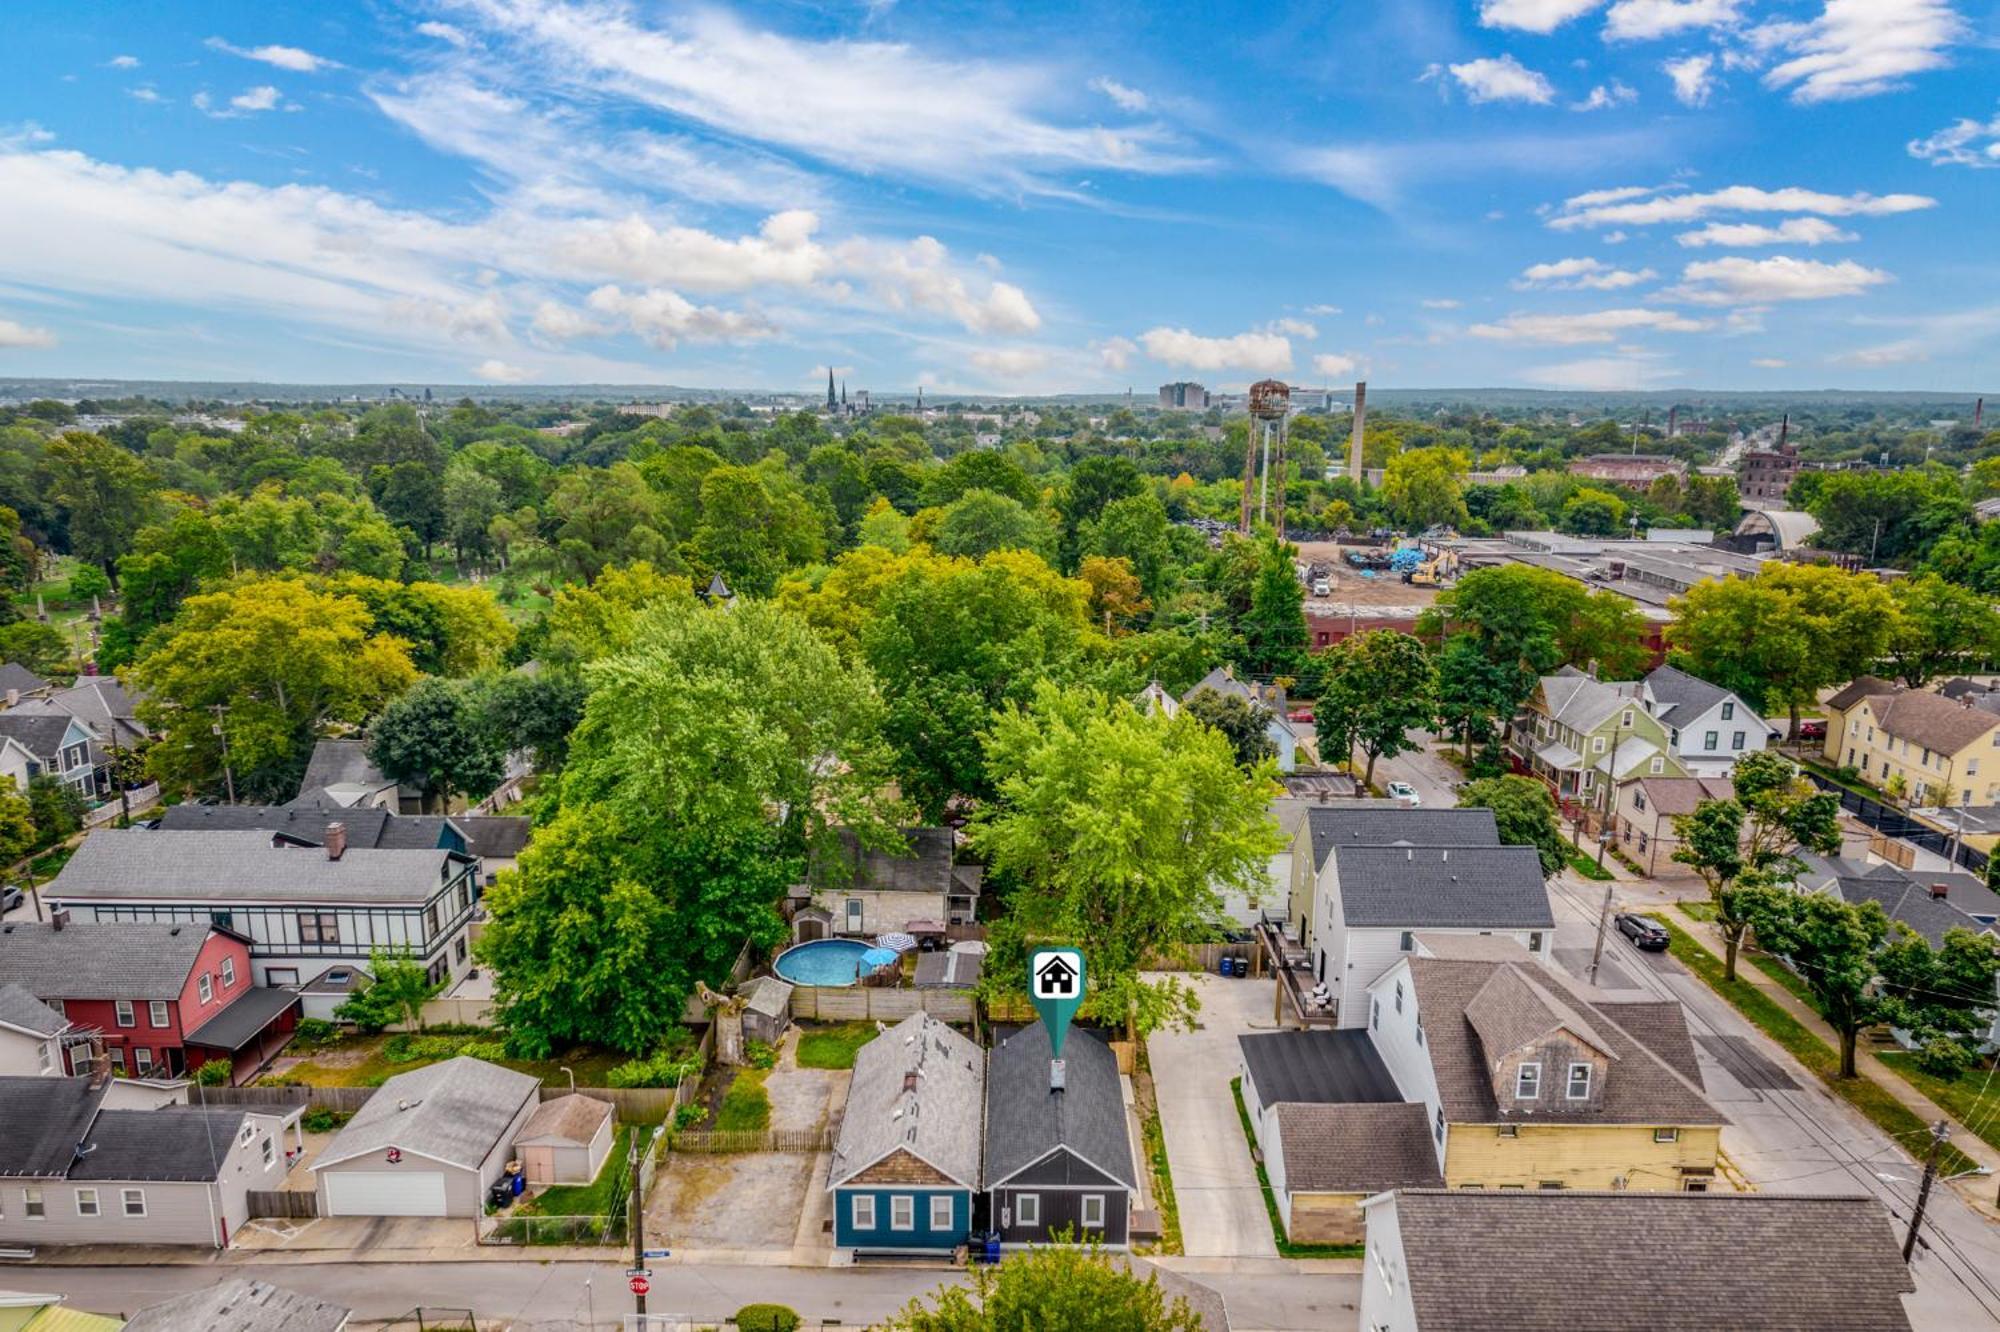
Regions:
[[0, 0, 1995, 394]]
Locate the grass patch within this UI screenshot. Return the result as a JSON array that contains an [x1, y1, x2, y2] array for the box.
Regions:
[[716, 1067, 771, 1132], [1649, 913, 1978, 1177], [1134, 1050, 1181, 1256], [794, 1022, 874, 1071], [1229, 1077, 1365, 1260], [1744, 952, 1822, 1013], [1877, 1053, 2000, 1157], [526, 1125, 635, 1216], [1567, 846, 1614, 881], [1676, 898, 1718, 922], [279, 1033, 635, 1090]]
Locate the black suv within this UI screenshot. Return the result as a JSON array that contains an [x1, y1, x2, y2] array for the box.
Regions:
[[1615, 913, 1669, 952]]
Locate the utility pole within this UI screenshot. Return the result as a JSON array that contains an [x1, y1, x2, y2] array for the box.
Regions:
[[1596, 704, 1632, 869], [629, 1130, 646, 1320], [210, 704, 236, 805], [1905, 1120, 1948, 1263], [1588, 883, 1615, 986]]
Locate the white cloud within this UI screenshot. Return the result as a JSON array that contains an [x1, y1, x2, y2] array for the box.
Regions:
[[1469, 307, 1710, 343], [1668, 255, 1890, 303], [1090, 77, 1149, 112], [1662, 54, 1716, 106], [1267, 317, 1319, 338], [1478, 0, 1604, 33], [1414, 298, 1458, 310], [969, 347, 1053, 378], [1303, 304, 1342, 316], [1754, 0, 1965, 104], [1514, 257, 1657, 290], [530, 300, 603, 342], [108, 55, 140, 70], [1093, 336, 1136, 371], [126, 86, 164, 104], [584, 285, 777, 349], [1750, 357, 1788, 367], [1831, 339, 1928, 366], [1549, 183, 1936, 229], [230, 86, 282, 114], [416, 21, 471, 47], [1138, 327, 1293, 373], [1522, 353, 1680, 389], [0, 316, 56, 348], [1572, 81, 1638, 111], [1448, 55, 1557, 105], [473, 358, 532, 381], [204, 37, 337, 73], [1605, 0, 1744, 42], [1674, 217, 1857, 246], [1908, 110, 2000, 168], [1313, 352, 1359, 378], [1602, 229, 1629, 243]]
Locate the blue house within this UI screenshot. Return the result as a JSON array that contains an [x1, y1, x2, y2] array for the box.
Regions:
[[828, 1012, 983, 1253]]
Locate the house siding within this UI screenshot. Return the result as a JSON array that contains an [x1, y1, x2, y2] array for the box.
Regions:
[[1443, 1123, 1724, 1191], [0, 1026, 61, 1076], [833, 1186, 969, 1251], [810, 888, 947, 938], [992, 1180, 1129, 1248], [1335, 927, 1547, 1031], [1357, 1200, 1422, 1332]]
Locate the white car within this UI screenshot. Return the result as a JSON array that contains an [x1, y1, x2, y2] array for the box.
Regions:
[[1387, 780, 1421, 805]]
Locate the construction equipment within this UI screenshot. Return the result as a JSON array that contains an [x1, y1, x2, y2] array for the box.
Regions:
[[1401, 547, 1459, 587]]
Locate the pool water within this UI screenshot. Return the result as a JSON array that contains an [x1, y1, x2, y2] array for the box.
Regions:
[[774, 938, 874, 987]]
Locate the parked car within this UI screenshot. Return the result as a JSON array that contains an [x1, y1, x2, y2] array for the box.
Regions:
[[1311, 578, 1331, 596], [1615, 913, 1670, 951], [0, 884, 22, 915], [1387, 781, 1421, 806]]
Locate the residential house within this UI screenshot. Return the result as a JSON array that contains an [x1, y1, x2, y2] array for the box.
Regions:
[[802, 827, 982, 939], [829, 1013, 983, 1253], [513, 1093, 614, 1187], [1610, 776, 1735, 876], [1293, 805, 1555, 1028], [1284, 803, 1505, 950], [0, 1289, 121, 1330], [45, 829, 482, 990], [1512, 668, 1688, 811], [312, 1057, 540, 1217], [294, 738, 410, 812], [0, 919, 296, 1082], [1822, 675, 1902, 763], [1182, 665, 1301, 772], [123, 1278, 351, 1332], [1356, 1190, 1914, 1332], [13, 676, 148, 753], [158, 800, 531, 886], [0, 713, 103, 799], [984, 1023, 1135, 1249], [1826, 686, 2000, 806], [0, 984, 70, 1077], [1237, 1029, 1442, 1243], [0, 1073, 302, 1249], [0, 662, 52, 703], [1364, 941, 1726, 1191], [1636, 664, 1767, 776]]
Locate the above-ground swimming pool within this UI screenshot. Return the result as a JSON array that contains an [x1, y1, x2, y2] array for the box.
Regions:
[[773, 938, 875, 986]]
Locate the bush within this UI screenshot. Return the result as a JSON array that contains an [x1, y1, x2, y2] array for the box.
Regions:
[[744, 1039, 777, 1070], [292, 1018, 339, 1051], [673, 1103, 703, 1131], [384, 1033, 478, 1064], [193, 1058, 232, 1086], [301, 1105, 353, 1134], [607, 1049, 703, 1089], [1913, 1037, 1977, 1081], [458, 1039, 507, 1060], [735, 1304, 800, 1332]]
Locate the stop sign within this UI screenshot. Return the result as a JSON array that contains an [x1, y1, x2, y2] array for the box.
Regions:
[[629, 1274, 650, 1297]]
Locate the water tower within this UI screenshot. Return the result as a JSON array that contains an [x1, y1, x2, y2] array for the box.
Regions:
[[1240, 379, 1292, 537]]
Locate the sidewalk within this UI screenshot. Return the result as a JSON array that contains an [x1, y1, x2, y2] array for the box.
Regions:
[[1660, 902, 2000, 1217]]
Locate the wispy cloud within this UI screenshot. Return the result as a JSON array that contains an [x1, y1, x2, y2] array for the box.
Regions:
[[107, 55, 140, 70], [1662, 54, 1715, 106], [1478, 0, 1603, 34], [1908, 108, 2000, 168], [1674, 217, 1857, 246], [1548, 183, 1936, 229], [1572, 81, 1637, 111], [1513, 257, 1657, 289], [1666, 255, 1890, 303], [205, 37, 340, 73], [1441, 55, 1557, 105], [1469, 307, 1709, 343], [0, 315, 56, 348], [1604, 0, 1744, 42], [1089, 76, 1149, 112], [1751, 0, 1965, 105], [1137, 326, 1293, 373]]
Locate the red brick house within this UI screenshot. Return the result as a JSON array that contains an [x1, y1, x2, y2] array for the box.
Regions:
[[0, 918, 297, 1083]]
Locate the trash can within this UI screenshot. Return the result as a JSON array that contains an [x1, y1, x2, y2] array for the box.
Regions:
[[488, 1179, 515, 1209], [982, 1231, 1002, 1264]]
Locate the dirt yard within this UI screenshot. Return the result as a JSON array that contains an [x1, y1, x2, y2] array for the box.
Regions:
[[1292, 540, 1442, 610]]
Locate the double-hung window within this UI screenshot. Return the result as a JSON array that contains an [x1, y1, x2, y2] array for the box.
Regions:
[[1081, 1194, 1106, 1230], [122, 1189, 146, 1217], [1015, 1193, 1040, 1227], [221, 956, 237, 988], [114, 1000, 135, 1028], [1516, 1063, 1542, 1100], [75, 1188, 99, 1217], [148, 1000, 169, 1027], [850, 1195, 875, 1229], [929, 1195, 953, 1231], [298, 913, 340, 946], [198, 973, 213, 1004], [24, 1188, 44, 1219], [1567, 1063, 1593, 1100], [890, 1195, 914, 1230]]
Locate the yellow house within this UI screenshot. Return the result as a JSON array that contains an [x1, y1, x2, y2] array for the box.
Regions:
[[1825, 685, 2000, 807], [1366, 942, 1727, 1193]]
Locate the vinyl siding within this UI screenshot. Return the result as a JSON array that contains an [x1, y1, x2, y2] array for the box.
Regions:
[[0, 1179, 224, 1247], [992, 1181, 1129, 1248], [834, 1186, 969, 1250], [1442, 1123, 1724, 1191], [1357, 1199, 1421, 1332], [1365, 961, 1447, 1170]]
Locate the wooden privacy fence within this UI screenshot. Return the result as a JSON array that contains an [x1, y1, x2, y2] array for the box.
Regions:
[[1142, 941, 1255, 973], [668, 1127, 832, 1154], [541, 1085, 676, 1123], [246, 1189, 319, 1220], [789, 985, 973, 1023], [201, 1084, 378, 1114]]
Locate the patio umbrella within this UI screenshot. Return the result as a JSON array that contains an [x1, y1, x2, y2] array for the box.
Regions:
[[875, 932, 919, 954], [860, 947, 899, 970]]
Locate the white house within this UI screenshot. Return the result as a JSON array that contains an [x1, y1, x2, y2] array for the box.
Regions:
[[1639, 664, 1768, 777], [0, 983, 69, 1076]]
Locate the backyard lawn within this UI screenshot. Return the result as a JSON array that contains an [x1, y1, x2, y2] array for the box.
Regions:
[[275, 1033, 635, 1090], [794, 1023, 874, 1070], [525, 1126, 635, 1216], [716, 1068, 772, 1132]]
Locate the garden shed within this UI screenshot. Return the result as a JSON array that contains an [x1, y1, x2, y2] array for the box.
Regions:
[[514, 1093, 615, 1186], [740, 975, 794, 1047]]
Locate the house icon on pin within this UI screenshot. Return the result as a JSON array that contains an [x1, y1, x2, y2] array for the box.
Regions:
[[1035, 955, 1078, 998]]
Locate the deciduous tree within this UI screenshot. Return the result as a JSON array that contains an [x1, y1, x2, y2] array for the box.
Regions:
[[886, 1242, 1205, 1332], [1458, 775, 1566, 875], [1314, 629, 1435, 790], [366, 677, 507, 811]]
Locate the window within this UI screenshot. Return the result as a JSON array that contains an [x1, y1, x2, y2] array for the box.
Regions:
[[1621, 710, 1633, 728], [75, 1188, 99, 1217], [24, 1188, 44, 1219], [221, 956, 237, 988], [1434, 1106, 1445, 1143], [845, 899, 863, 932], [425, 902, 440, 935], [1394, 981, 1404, 1014], [1516, 1063, 1541, 1100], [108, 1047, 126, 1074], [1653, 1127, 1680, 1143], [1971, 759, 1982, 777], [1649, 756, 1664, 775], [36, 1042, 50, 1073], [262, 1135, 275, 1167], [1081, 1194, 1106, 1230], [265, 967, 298, 987], [134, 1048, 152, 1075], [122, 1189, 146, 1217], [930, 1195, 953, 1231], [1633, 789, 1648, 812], [1721, 702, 1734, 720], [115, 1000, 134, 1028], [1538, 1180, 1565, 1191], [1703, 731, 1719, 751], [1497, 1125, 1519, 1139], [1592, 736, 1607, 753], [298, 913, 339, 945], [455, 935, 468, 962], [1567, 1063, 1593, 1100], [1015, 1193, 1040, 1228], [197, 973, 213, 1004], [891, 1195, 914, 1230], [1732, 731, 1746, 750], [1370, 998, 1380, 1031], [148, 1000, 168, 1027], [850, 1195, 876, 1230], [1399, 930, 1414, 952], [1528, 932, 1544, 953], [239, 1120, 257, 1145]]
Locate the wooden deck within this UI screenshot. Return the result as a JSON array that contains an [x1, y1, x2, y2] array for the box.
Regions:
[[1256, 922, 1338, 1028]]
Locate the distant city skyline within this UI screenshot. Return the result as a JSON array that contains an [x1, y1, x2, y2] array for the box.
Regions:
[[0, 1, 1996, 393]]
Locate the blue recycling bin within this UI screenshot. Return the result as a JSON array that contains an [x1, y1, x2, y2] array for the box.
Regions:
[[511, 1171, 526, 1196], [983, 1232, 1002, 1264]]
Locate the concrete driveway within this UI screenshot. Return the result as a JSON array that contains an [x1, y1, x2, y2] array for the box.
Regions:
[[1145, 971, 1279, 1259]]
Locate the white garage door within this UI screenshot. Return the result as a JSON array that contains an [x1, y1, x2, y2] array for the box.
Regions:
[[324, 1169, 450, 1216]]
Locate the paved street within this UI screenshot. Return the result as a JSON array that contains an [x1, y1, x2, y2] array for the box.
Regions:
[[1146, 972, 1281, 1259]]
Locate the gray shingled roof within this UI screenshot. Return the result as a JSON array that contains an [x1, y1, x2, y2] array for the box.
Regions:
[[16, 677, 148, 746], [158, 802, 398, 845], [1834, 877, 2000, 947], [1825, 675, 1902, 713], [830, 1013, 984, 1191], [49, 829, 467, 904], [0, 920, 213, 999], [1642, 664, 1740, 726], [1463, 965, 1621, 1067], [0, 1075, 105, 1176], [1632, 776, 1734, 817], [0, 662, 50, 695], [0, 711, 86, 760], [124, 1279, 351, 1332], [316, 1057, 540, 1172], [296, 739, 395, 799], [1863, 690, 2000, 755], [1407, 958, 1724, 1127], [1272, 1102, 1444, 1193], [1536, 669, 1634, 734], [1238, 1030, 1402, 1109], [1382, 1191, 1914, 1331], [184, 986, 301, 1051], [0, 981, 66, 1037], [985, 1023, 1133, 1189], [1306, 806, 1498, 871], [454, 815, 532, 859], [73, 1107, 249, 1182], [1332, 845, 1553, 929], [516, 1093, 612, 1147], [818, 827, 956, 894]]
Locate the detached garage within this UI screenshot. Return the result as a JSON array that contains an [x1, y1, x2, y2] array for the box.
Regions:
[[313, 1056, 540, 1218], [515, 1093, 614, 1186]]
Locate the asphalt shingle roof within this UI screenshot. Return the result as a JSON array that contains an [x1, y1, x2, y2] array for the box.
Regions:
[[516, 1093, 612, 1146], [1272, 1101, 1444, 1193], [1332, 845, 1553, 929], [1305, 806, 1498, 871], [50, 829, 466, 904], [1642, 664, 1741, 726], [0, 981, 66, 1037], [1537, 669, 1635, 734], [0, 662, 50, 695], [1862, 690, 2000, 755], [831, 1013, 984, 1191], [184, 986, 301, 1051], [0, 1075, 105, 1176], [317, 1057, 539, 1172], [0, 920, 211, 999], [72, 1107, 248, 1182], [1633, 776, 1734, 816], [1382, 1190, 1914, 1331], [296, 739, 395, 800], [0, 712, 85, 760], [1825, 675, 1902, 714], [1238, 1030, 1403, 1109], [1835, 877, 1999, 947], [124, 1279, 350, 1332], [985, 1023, 1133, 1189]]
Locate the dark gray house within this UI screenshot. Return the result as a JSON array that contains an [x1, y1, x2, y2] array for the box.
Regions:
[[983, 1023, 1135, 1249]]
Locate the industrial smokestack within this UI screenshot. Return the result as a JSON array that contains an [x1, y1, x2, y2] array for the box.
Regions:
[[1778, 413, 1789, 449], [1348, 381, 1368, 484], [1978, 398, 1985, 431]]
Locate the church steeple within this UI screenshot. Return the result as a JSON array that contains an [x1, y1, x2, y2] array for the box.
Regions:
[[826, 366, 836, 412], [840, 380, 848, 409]]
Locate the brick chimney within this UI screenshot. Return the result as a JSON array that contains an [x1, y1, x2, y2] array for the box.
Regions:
[[50, 908, 68, 931], [325, 822, 348, 860], [87, 1047, 112, 1088], [1930, 882, 1949, 900]]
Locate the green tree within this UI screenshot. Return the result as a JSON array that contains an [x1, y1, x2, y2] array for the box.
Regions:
[[1876, 925, 2000, 1068], [689, 465, 825, 597], [1458, 774, 1567, 875], [1083, 493, 1178, 601], [442, 465, 505, 563], [42, 432, 156, 581], [1742, 888, 1891, 1078], [0, 775, 36, 865], [474, 670, 588, 774], [549, 462, 672, 584], [1559, 486, 1629, 536], [1805, 468, 1967, 566], [970, 682, 1280, 1038], [369, 460, 446, 557], [1180, 686, 1277, 768], [1239, 538, 1308, 677], [1432, 633, 1527, 759], [66, 562, 111, 606], [0, 622, 68, 678], [334, 949, 445, 1033], [933, 489, 1052, 560], [857, 498, 912, 553], [886, 1242, 1204, 1332], [365, 678, 506, 812], [1315, 630, 1435, 789], [1381, 446, 1470, 531], [25, 775, 84, 850], [1884, 573, 2000, 688], [1056, 457, 1145, 571]]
